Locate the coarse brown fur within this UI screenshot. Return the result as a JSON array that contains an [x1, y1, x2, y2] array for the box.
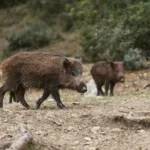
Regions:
[[91, 61, 125, 96], [0, 52, 87, 109]]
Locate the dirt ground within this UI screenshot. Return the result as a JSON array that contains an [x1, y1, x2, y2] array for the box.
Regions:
[[0, 65, 150, 150]]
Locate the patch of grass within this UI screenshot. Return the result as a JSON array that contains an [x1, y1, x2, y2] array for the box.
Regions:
[[0, 5, 27, 27], [0, 50, 16, 62], [26, 143, 35, 150], [29, 104, 36, 110], [6, 22, 61, 51]]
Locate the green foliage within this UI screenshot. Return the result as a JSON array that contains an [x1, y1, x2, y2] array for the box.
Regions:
[[27, 143, 35, 150], [6, 21, 61, 51], [0, 0, 27, 8], [124, 48, 148, 70], [125, 2, 150, 58], [80, 24, 133, 62], [27, 0, 73, 24], [67, 0, 150, 68], [59, 12, 74, 31]]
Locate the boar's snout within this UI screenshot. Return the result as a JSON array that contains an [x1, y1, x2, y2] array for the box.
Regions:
[[119, 76, 125, 82], [76, 82, 87, 93]]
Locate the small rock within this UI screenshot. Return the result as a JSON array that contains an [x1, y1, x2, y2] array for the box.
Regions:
[[84, 137, 92, 141], [84, 79, 97, 97], [100, 132, 106, 135], [138, 129, 145, 133], [88, 147, 97, 150], [74, 141, 79, 145], [68, 126, 74, 131], [111, 128, 122, 132], [143, 73, 147, 77], [72, 102, 80, 105], [35, 131, 43, 135], [43, 133, 49, 136], [96, 96, 104, 100], [47, 98, 54, 102], [3, 119, 8, 123], [131, 107, 135, 110], [91, 126, 100, 133], [71, 113, 78, 118]]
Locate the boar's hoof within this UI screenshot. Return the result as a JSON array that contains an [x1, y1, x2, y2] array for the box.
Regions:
[[26, 106, 30, 109], [36, 103, 41, 109], [110, 93, 114, 96], [57, 103, 66, 109], [23, 104, 30, 109]]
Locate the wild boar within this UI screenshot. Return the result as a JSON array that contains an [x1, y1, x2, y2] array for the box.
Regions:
[[0, 52, 87, 109], [91, 61, 125, 96]]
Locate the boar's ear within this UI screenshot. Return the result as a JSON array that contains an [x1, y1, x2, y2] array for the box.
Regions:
[[75, 56, 82, 63], [110, 62, 115, 70], [63, 58, 71, 69]]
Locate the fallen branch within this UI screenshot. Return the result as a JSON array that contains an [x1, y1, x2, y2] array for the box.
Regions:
[[6, 124, 33, 150]]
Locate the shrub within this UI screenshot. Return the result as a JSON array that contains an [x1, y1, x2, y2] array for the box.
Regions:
[[6, 22, 61, 51], [67, 0, 150, 63], [27, 0, 73, 25], [80, 25, 132, 62], [0, 0, 27, 8], [124, 48, 148, 70], [59, 12, 74, 31]]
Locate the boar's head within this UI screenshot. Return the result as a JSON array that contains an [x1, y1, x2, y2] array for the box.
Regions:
[[60, 57, 87, 93], [110, 61, 125, 82]]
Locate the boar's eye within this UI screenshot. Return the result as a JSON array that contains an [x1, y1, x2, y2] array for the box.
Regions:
[[71, 70, 78, 76]]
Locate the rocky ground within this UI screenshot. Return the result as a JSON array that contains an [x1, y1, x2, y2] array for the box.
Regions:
[[0, 66, 150, 150]]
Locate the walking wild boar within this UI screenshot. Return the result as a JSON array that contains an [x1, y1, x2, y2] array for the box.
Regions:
[[91, 61, 125, 96], [0, 52, 87, 109]]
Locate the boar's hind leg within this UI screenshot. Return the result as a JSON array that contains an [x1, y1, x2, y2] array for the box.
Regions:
[[15, 85, 30, 109], [104, 82, 109, 96], [51, 90, 66, 109], [0, 85, 8, 108], [36, 90, 51, 109], [9, 91, 18, 103]]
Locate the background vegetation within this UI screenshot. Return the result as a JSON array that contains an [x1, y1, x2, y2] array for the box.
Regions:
[[0, 0, 150, 70]]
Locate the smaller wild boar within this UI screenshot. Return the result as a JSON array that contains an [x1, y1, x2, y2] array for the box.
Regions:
[[0, 52, 87, 109], [91, 61, 125, 96]]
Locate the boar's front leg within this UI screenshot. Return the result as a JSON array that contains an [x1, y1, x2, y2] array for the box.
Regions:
[[96, 84, 104, 96], [51, 90, 66, 109], [0, 85, 8, 108], [36, 90, 51, 109]]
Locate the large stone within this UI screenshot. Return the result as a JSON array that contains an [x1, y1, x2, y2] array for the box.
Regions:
[[84, 79, 97, 97]]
